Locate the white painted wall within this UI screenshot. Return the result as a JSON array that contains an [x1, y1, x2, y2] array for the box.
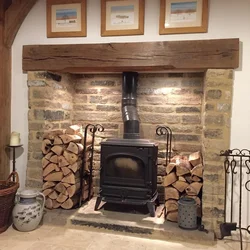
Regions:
[[12, 0, 250, 226]]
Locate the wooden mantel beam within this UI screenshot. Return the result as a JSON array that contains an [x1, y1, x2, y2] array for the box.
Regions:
[[23, 38, 239, 73]]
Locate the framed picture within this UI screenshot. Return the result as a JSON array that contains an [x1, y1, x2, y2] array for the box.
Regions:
[[159, 0, 208, 35], [46, 0, 86, 38], [101, 0, 145, 36]]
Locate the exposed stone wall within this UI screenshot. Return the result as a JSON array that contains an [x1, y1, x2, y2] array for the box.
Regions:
[[26, 70, 233, 235], [72, 73, 203, 201], [27, 72, 75, 188], [201, 69, 233, 236]]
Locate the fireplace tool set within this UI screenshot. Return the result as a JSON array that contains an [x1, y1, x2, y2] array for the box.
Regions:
[[220, 149, 250, 250]]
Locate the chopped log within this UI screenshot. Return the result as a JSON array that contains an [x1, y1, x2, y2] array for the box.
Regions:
[[164, 187, 180, 200], [56, 193, 68, 203], [185, 195, 201, 206], [62, 172, 79, 184], [54, 182, 67, 195], [67, 182, 80, 198], [58, 155, 69, 168], [165, 199, 178, 212], [172, 180, 189, 193], [185, 182, 203, 195], [53, 136, 63, 145], [166, 211, 178, 222], [164, 172, 177, 187], [42, 157, 50, 169], [48, 191, 58, 200], [43, 163, 56, 177], [61, 195, 78, 209], [44, 151, 54, 160], [43, 129, 65, 140], [67, 142, 83, 155], [50, 155, 58, 164], [178, 176, 186, 182], [54, 164, 60, 172], [63, 150, 78, 164], [52, 200, 61, 209], [51, 145, 64, 156], [43, 188, 53, 197], [42, 181, 56, 190], [176, 163, 190, 176], [184, 174, 193, 184], [59, 134, 82, 144], [45, 198, 53, 209], [44, 171, 63, 182], [191, 176, 202, 182], [65, 125, 81, 135], [68, 161, 82, 173], [189, 151, 202, 167], [166, 163, 176, 174], [191, 164, 203, 178], [62, 182, 71, 188], [41, 139, 52, 154], [61, 167, 72, 176]]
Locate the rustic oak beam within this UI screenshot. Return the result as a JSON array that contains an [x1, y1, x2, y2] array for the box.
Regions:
[[23, 38, 239, 73], [4, 0, 38, 47], [0, 2, 11, 179]]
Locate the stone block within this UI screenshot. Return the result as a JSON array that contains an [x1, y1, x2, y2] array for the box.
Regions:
[[204, 129, 223, 139], [96, 105, 120, 112], [205, 104, 215, 111], [206, 90, 222, 99], [181, 78, 203, 87], [28, 142, 43, 152], [29, 122, 44, 131], [176, 106, 200, 113], [73, 104, 96, 111], [217, 103, 231, 112], [75, 89, 98, 94], [26, 168, 42, 180], [157, 165, 166, 176], [138, 105, 174, 114], [26, 178, 43, 189], [73, 94, 88, 103], [90, 80, 116, 86], [205, 114, 224, 126], [182, 115, 201, 124], [27, 80, 46, 87], [140, 114, 180, 124], [173, 134, 200, 142]]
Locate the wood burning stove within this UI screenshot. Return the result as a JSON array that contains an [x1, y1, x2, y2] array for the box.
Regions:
[[95, 72, 158, 216], [95, 72, 159, 216], [95, 138, 158, 216]]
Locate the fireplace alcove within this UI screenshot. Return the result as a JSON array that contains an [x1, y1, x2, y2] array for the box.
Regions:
[[24, 38, 239, 235]]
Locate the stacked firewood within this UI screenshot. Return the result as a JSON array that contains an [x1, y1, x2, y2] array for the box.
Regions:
[[164, 151, 203, 222], [41, 125, 92, 209]]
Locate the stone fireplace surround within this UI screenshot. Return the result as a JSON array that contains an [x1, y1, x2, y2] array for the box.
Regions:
[[23, 38, 238, 236], [27, 69, 233, 236]]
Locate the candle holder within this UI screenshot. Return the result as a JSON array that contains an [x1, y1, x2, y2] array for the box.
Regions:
[[6, 144, 23, 182]]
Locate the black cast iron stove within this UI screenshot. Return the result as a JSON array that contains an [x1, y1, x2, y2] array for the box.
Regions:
[[95, 72, 158, 216]]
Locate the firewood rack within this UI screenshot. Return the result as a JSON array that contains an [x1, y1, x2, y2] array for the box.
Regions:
[[220, 149, 250, 250], [79, 124, 104, 207], [156, 125, 172, 218]]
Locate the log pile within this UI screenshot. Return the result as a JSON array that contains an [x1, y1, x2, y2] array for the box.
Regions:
[[41, 125, 92, 209], [164, 151, 203, 222]]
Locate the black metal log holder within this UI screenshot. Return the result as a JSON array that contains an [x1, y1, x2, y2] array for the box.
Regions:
[[220, 149, 250, 250], [156, 126, 172, 167], [79, 124, 104, 207], [155, 126, 172, 218]]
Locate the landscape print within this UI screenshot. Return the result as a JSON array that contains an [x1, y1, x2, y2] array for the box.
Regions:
[[170, 1, 197, 23], [56, 8, 78, 28], [110, 5, 135, 25]]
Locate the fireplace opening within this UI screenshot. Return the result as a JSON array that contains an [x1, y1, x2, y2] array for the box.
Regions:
[[95, 72, 159, 216]]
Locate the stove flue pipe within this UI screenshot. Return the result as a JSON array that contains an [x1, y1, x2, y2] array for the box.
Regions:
[[122, 72, 140, 139]]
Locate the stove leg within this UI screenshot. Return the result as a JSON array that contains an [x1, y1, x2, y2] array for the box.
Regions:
[[147, 201, 155, 217], [94, 196, 102, 211]]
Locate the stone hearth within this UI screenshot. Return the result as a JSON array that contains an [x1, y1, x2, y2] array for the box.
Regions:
[[26, 69, 233, 236]]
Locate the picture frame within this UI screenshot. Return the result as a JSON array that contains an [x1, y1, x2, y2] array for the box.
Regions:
[[46, 0, 86, 38], [101, 0, 145, 37], [159, 0, 208, 35]]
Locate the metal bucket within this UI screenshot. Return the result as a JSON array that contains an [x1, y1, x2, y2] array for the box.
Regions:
[[178, 197, 197, 230]]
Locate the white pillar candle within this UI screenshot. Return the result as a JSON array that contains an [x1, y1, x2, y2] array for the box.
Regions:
[[10, 132, 21, 146]]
